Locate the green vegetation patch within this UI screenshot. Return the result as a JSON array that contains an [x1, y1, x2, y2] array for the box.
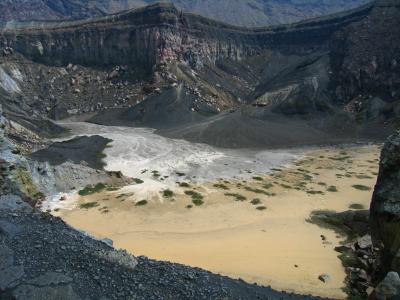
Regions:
[[178, 182, 190, 188], [213, 183, 229, 190], [133, 178, 144, 184], [250, 198, 262, 205], [306, 190, 324, 195], [352, 184, 371, 191], [262, 183, 274, 189], [185, 190, 204, 205], [256, 206, 267, 211], [106, 186, 119, 191], [225, 193, 247, 201], [78, 183, 106, 196], [135, 200, 148, 206], [192, 199, 204, 206], [79, 202, 100, 209], [327, 186, 338, 192], [15, 168, 40, 198], [356, 174, 373, 179], [252, 176, 263, 181], [244, 187, 275, 196], [163, 189, 174, 198], [349, 203, 365, 210]]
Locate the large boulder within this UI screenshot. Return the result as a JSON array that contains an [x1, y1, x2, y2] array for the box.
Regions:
[[370, 130, 400, 274]]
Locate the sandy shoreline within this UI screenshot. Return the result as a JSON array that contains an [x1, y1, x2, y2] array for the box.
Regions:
[[55, 144, 380, 299]]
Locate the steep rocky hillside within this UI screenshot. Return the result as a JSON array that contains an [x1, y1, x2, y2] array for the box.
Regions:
[[0, 0, 369, 27], [0, 1, 398, 148], [371, 130, 400, 277]]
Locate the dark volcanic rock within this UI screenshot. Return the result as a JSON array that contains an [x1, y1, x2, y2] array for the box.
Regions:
[[0, 196, 324, 300], [30, 135, 111, 170], [371, 130, 400, 275]]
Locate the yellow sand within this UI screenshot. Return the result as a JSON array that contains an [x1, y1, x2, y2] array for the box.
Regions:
[[57, 144, 380, 299]]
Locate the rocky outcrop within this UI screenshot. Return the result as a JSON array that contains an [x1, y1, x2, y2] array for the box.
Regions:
[[0, 2, 373, 71], [330, 0, 400, 108], [371, 130, 400, 276]]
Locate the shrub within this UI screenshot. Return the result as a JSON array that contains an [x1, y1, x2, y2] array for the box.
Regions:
[[79, 202, 99, 209], [327, 186, 338, 192], [163, 189, 174, 198], [185, 190, 204, 202], [262, 183, 274, 189], [349, 203, 365, 210], [213, 183, 229, 190], [352, 185, 371, 191], [225, 193, 246, 201], [78, 183, 106, 196], [135, 200, 148, 206], [133, 178, 144, 184]]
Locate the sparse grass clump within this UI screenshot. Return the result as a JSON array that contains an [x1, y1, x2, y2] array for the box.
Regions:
[[152, 171, 161, 178], [213, 183, 229, 190], [352, 184, 372, 191], [178, 182, 190, 188], [133, 178, 144, 184], [327, 186, 338, 192], [262, 183, 274, 189], [250, 198, 262, 205], [306, 190, 324, 195], [78, 183, 106, 196], [163, 189, 174, 198], [252, 176, 263, 181], [135, 200, 148, 206], [280, 183, 292, 189], [356, 174, 373, 179], [256, 206, 267, 211], [349, 203, 365, 210], [79, 202, 99, 209], [106, 186, 119, 191], [244, 187, 275, 196], [225, 193, 247, 201], [185, 190, 204, 205], [192, 199, 204, 206], [116, 193, 134, 199]]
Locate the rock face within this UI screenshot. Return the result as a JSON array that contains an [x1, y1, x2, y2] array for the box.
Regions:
[[0, 0, 369, 27], [0, 3, 372, 71], [371, 130, 400, 275]]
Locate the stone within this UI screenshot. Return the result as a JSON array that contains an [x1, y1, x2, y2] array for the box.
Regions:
[[356, 235, 373, 249], [374, 272, 400, 300], [318, 274, 331, 283]]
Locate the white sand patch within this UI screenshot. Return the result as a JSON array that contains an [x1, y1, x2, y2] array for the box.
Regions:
[[57, 122, 301, 185]]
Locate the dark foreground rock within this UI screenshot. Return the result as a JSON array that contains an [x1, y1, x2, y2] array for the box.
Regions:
[[371, 131, 400, 276], [0, 196, 324, 300]]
